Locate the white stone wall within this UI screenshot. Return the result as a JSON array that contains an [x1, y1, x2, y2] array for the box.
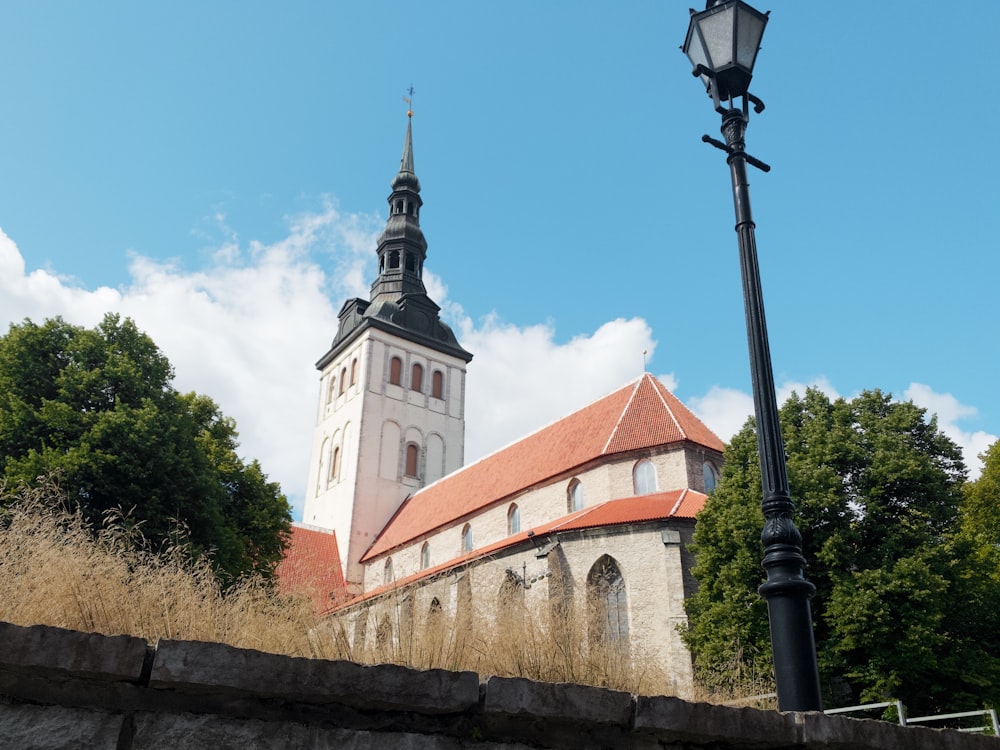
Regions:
[[305, 327, 469, 590], [364, 446, 697, 591]]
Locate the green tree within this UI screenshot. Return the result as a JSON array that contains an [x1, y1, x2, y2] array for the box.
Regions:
[[0, 314, 291, 581], [684, 388, 999, 713]]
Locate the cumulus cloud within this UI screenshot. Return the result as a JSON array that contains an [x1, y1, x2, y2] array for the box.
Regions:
[[905, 383, 996, 479], [2, 210, 993, 527]]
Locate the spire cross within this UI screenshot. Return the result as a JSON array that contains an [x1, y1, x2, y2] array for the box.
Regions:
[[403, 85, 415, 118]]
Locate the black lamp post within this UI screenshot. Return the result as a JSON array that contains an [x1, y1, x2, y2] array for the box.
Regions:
[[682, 1, 823, 712]]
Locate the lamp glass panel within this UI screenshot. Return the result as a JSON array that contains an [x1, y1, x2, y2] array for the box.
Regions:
[[735, 7, 766, 71], [698, 8, 735, 69], [684, 24, 709, 71]]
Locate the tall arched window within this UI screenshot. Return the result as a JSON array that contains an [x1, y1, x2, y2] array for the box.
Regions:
[[326, 378, 335, 405], [587, 555, 628, 645], [383, 557, 394, 585], [420, 541, 430, 570], [350, 358, 358, 386], [405, 443, 419, 477], [389, 250, 400, 269], [411, 362, 423, 392], [389, 356, 402, 386], [703, 461, 718, 493], [507, 504, 521, 535], [339, 367, 347, 395], [633, 460, 657, 495], [330, 446, 341, 483], [461, 523, 474, 553], [568, 479, 584, 512], [431, 370, 444, 399]]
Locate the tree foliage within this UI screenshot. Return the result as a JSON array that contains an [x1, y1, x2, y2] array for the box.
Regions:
[[684, 388, 1000, 713], [0, 314, 291, 581]]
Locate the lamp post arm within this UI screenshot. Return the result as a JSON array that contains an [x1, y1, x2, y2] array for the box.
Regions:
[[720, 107, 823, 712]]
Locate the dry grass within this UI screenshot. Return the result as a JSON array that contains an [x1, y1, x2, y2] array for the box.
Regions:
[[0, 480, 747, 701], [0, 479, 325, 657]]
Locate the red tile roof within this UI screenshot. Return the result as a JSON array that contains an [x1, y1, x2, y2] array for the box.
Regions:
[[362, 374, 722, 562], [348, 488, 706, 606], [276, 523, 347, 613]]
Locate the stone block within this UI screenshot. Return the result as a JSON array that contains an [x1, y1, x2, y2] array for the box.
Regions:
[[132, 712, 462, 750], [0, 621, 148, 683], [0, 702, 124, 750], [149, 639, 479, 714], [633, 695, 799, 747], [482, 675, 633, 728], [795, 710, 1000, 750]]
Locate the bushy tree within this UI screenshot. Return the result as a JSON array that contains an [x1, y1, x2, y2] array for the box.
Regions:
[[684, 388, 1000, 713], [0, 314, 290, 581]]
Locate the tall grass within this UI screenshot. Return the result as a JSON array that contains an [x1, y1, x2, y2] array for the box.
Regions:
[[0, 480, 712, 699]]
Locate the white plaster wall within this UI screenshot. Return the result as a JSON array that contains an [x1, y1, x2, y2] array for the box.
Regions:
[[306, 327, 469, 590]]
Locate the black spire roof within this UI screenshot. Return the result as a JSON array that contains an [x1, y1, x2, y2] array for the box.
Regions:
[[318, 114, 472, 368]]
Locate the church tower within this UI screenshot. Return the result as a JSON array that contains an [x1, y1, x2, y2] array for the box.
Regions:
[[304, 112, 473, 592]]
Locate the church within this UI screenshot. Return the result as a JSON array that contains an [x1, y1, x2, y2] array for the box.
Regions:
[[278, 113, 725, 695]]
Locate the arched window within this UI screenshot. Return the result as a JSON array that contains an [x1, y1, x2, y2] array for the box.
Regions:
[[461, 523, 474, 553], [330, 446, 341, 483], [431, 370, 444, 399], [405, 252, 416, 272], [326, 377, 335, 405], [411, 362, 423, 392], [339, 367, 347, 395], [507, 504, 521, 535], [587, 555, 628, 645], [420, 542, 430, 569], [568, 479, 584, 512], [383, 557, 394, 585], [350, 358, 358, 386], [389, 250, 400, 269], [633, 460, 657, 495], [703, 461, 718, 493], [405, 443, 419, 478], [389, 356, 402, 386]]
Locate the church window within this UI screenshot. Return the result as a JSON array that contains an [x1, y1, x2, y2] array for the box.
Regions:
[[587, 555, 628, 645], [420, 542, 430, 570], [350, 358, 358, 386], [507, 504, 520, 535], [411, 362, 423, 392], [568, 479, 584, 512], [431, 370, 444, 399], [405, 252, 416, 272], [405, 443, 419, 478], [461, 523, 474, 553], [703, 462, 718, 493], [339, 367, 347, 395], [389, 356, 402, 386], [384, 557, 394, 585], [330, 446, 341, 483], [326, 377, 335, 405], [389, 250, 400, 269], [633, 460, 657, 495]]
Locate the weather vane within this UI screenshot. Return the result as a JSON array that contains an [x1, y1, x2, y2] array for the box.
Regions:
[[403, 85, 415, 118]]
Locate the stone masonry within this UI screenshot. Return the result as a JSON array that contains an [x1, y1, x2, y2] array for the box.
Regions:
[[0, 621, 993, 750]]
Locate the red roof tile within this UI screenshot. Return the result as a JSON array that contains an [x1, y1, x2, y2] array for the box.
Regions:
[[276, 523, 348, 613], [347, 489, 706, 606], [361, 375, 721, 561]]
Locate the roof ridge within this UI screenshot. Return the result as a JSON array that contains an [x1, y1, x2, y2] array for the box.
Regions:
[[668, 488, 687, 516], [651, 376, 687, 439], [601, 376, 646, 454]]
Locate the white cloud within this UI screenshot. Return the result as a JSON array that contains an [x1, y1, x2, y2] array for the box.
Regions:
[[905, 383, 996, 479], [2, 213, 993, 529], [457, 314, 658, 463]]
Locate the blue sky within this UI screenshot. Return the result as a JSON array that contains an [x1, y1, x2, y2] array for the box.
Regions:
[[1, 2, 997, 519]]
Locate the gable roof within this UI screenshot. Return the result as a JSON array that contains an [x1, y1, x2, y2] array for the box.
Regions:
[[349, 488, 706, 607], [362, 374, 722, 562], [276, 523, 347, 612]]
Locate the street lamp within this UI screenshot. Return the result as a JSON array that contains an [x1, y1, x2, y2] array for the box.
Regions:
[[682, 1, 823, 712]]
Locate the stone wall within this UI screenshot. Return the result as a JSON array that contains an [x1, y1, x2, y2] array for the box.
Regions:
[[0, 621, 991, 750]]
